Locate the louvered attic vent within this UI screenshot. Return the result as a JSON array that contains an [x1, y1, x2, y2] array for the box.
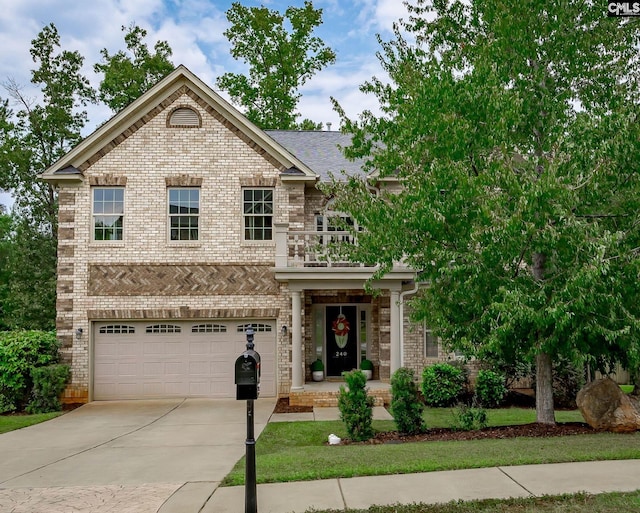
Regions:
[[168, 107, 201, 127]]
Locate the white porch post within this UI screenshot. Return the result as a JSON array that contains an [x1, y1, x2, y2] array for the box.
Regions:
[[390, 289, 401, 374], [291, 290, 303, 390]]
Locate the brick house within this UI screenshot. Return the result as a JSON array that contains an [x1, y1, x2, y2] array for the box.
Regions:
[[42, 65, 448, 405]]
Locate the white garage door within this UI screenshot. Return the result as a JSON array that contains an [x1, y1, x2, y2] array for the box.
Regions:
[[93, 320, 276, 400]]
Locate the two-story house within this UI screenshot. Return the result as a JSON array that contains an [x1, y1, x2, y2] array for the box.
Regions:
[[42, 65, 445, 406]]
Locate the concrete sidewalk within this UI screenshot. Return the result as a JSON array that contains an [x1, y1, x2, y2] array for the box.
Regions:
[[203, 459, 640, 513]]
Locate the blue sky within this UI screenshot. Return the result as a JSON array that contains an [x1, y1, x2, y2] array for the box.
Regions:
[[0, 0, 412, 210]]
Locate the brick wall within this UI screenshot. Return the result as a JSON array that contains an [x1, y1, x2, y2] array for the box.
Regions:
[[58, 92, 300, 402]]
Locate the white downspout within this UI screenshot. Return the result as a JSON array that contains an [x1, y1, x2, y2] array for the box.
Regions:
[[398, 280, 421, 368]]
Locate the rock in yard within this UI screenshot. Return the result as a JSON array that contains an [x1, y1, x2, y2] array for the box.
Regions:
[[576, 377, 640, 433]]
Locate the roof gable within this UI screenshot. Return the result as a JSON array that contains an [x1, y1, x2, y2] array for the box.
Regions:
[[42, 65, 317, 183]]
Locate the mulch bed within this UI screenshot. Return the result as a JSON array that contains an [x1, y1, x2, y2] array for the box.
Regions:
[[341, 422, 596, 445], [273, 397, 601, 444], [273, 397, 314, 414]]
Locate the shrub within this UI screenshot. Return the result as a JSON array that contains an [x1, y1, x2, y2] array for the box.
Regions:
[[475, 370, 507, 407], [451, 403, 488, 431], [390, 367, 425, 435], [338, 370, 374, 441], [310, 359, 324, 372], [421, 363, 466, 407], [360, 359, 373, 371], [0, 331, 59, 413], [26, 364, 70, 413]]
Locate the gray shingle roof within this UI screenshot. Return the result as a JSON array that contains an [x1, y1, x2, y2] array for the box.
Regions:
[[265, 130, 367, 181]]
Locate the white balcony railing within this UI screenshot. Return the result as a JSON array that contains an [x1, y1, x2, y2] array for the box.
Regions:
[[275, 223, 370, 268]]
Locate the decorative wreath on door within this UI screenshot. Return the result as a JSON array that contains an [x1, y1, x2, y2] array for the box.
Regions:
[[332, 312, 350, 349]]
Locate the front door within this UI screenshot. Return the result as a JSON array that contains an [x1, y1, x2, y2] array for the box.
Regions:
[[326, 306, 358, 376]]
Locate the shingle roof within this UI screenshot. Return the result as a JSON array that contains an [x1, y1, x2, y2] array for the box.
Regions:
[[265, 130, 367, 181]]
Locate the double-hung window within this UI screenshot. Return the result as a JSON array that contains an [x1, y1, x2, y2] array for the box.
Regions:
[[93, 187, 124, 241], [168, 188, 199, 241], [243, 188, 273, 241]]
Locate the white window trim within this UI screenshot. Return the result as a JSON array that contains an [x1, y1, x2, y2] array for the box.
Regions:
[[167, 187, 200, 242], [91, 186, 125, 243], [242, 187, 274, 242]]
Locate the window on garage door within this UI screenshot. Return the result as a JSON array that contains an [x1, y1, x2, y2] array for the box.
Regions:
[[99, 325, 135, 334], [145, 324, 181, 333], [191, 324, 227, 333], [236, 323, 272, 333]]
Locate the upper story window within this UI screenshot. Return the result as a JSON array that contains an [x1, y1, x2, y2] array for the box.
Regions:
[[93, 187, 124, 241], [243, 188, 273, 241], [168, 188, 199, 241]]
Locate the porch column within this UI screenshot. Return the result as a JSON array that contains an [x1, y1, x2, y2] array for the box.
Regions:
[[390, 290, 401, 374], [291, 290, 303, 390]]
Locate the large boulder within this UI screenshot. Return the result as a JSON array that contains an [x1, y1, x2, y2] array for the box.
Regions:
[[576, 377, 640, 433]]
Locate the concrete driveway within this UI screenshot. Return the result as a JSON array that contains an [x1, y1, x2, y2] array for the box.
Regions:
[[0, 398, 276, 513]]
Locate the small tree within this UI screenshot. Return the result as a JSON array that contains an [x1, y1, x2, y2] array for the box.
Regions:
[[338, 370, 374, 441], [390, 367, 425, 434]]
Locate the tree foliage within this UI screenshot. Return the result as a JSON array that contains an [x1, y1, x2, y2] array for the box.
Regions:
[[94, 24, 174, 112], [326, 1, 640, 423], [0, 23, 95, 330], [217, 1, 335, 129]]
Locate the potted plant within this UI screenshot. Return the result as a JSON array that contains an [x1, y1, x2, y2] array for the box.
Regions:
[[311, 359, 324, 381], [360, 359, 374, 380]]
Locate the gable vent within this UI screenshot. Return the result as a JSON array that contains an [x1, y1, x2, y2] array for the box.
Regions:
[[168, 107, 201, 128]]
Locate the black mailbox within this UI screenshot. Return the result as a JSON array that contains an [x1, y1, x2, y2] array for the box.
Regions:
[[235, 328, 261, 400], [235, 351, 260, 400]]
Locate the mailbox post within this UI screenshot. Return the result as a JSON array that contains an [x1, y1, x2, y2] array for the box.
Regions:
[[235, 327, 260, 513]]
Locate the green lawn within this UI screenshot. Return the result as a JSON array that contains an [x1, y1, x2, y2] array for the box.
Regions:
[[0, 411, 63, 434], [222, 407, 640, 486], [307, 491, 640, 513]]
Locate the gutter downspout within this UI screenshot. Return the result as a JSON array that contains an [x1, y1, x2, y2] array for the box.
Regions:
[[398, 280, 421, 368]]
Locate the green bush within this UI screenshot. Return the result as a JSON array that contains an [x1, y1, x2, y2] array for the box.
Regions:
[[338, 370, 374, 441], [0, 331, 59, 413], [421, 363, 466, 407], [451, 403, 488, 431], [390, 367, 425, 435], [26, 364, 70, 414], [475, 369, 507, 407]]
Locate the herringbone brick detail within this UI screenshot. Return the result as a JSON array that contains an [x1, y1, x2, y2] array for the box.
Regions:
[[88, 264, 279, 296]]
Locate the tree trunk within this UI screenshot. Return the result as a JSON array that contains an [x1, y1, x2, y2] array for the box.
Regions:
[[535, 352, 556, 424]]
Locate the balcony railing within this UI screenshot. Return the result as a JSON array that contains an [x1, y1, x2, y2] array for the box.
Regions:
[[275, 223, 370, 268]]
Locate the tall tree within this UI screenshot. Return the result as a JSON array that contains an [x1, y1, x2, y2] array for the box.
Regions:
[[217, 1, 336, 129], [94, 24, 174, 112], [327, 1, 640, 423], [0, 23, 95, 329]]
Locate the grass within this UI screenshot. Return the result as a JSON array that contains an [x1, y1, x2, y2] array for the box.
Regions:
[[0, 411, 63, 434], [306, 491, 640, 513], [222, 407, 640, 486]]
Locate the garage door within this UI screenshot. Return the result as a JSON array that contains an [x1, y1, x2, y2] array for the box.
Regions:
[[93, 320, 276, 400]]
